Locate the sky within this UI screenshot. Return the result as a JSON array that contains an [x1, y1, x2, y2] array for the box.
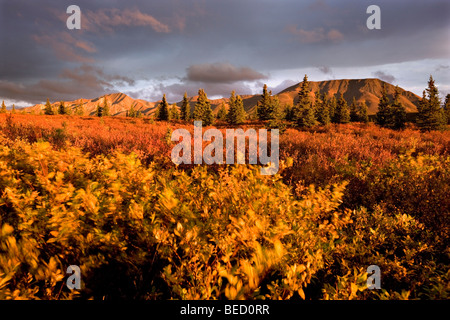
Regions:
[[0, 0, 449, 107]]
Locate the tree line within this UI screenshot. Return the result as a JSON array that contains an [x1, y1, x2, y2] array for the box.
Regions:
[[153, 74, 449, 131], [5, 75, 448, 131]]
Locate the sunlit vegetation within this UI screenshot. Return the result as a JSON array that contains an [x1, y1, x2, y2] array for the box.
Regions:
[[0, 113, 449, 300]]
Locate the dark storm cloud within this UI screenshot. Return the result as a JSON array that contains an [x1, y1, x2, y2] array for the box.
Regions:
[[318, 66, 333, 75], [186, 63, 267, 83], [372, 71, 396, 84], [0, 0, 449, 104], [0, 64, 134, 104]]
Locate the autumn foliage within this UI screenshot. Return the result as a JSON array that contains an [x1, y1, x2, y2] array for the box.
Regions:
[[0, 114, 449, 300]]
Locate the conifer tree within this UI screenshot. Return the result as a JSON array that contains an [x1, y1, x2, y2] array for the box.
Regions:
[[1, 101, 6, 113], [75, 103, 84, 116], [58, 101, 67, 115], [266, 95, 285, 130], [128, 104, 137, 118], [193, 89, 214, 126], [233, 94, 246, 125], [267, 95, 281, 121], [417, 76, 446, 131], [358, 101, 369, 123], [170, 104, 180, 120], [293, 75, 316, 127], [226, 91, 237, 124], [376, 84, 390, 126], [333, 93, 350, 124], [44, 98, 54, 115], [328, 95, 337, 122], [157, 94, 170, 121], [349, 97, 359, 122], [315, 91, 330, 125], [103, 98, 110, 116], [257, 84, 272, 121], [180, 92, 191, 121], [283, 104, 294, 121], [11, 104, 16, 114], [387, 86, 407, 130], [96, 104, 103, 117], [216, 101, 227, 121], [444, 94, 450, 125]]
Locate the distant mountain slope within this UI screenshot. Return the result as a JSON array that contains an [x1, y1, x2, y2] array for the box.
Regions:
[[26, 92, 159, 116], [25, 78, 421, 116], [276, 78, 421, 114]]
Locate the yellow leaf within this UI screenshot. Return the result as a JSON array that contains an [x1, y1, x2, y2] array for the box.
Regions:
[[1, 224, 14, 236], [298, 288, 305, 300], [350, 283, 358, 297]]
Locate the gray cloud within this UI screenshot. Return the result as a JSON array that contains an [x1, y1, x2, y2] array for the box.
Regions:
[[82, 8, 170, 33], [318, 66, 333, 75], [435, 64, 449, 72], [285, 25, 344, 43], [186, 63, 268, 83], [1, 0, 449, 105], [0, 64, 134, 105], [372, 71, 396, 84]]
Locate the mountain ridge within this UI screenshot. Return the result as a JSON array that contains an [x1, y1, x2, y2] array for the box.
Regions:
[[24, 78, 421, 116]]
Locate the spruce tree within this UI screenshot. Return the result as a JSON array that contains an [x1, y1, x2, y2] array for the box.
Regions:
[[387, 86, 407, 130], [128, 104, 137, 118], [266, 95, 285, 130], [58, 101, 67, 115], [75, 103, 84, 116], [376, 84, 390, 126], [1, 101, 6, 113], [417, 76, 446, 131], [233, 94, 246, 125], [350, 97, 359, 122], [267, 95, 281, 121], [11, 104, 16, 114], [226, 91, 238, 124], [44, 99, 54, 115], [358, 101, 369, 123], [103, 98, 110, 116], [444, 94, 450, 125], [284, 104, 294, 121], [170, 104, 180, 120], [180, 92, 191, 121], [315, 91, 330, 125], [293, 75, 316, 127], [256, 84, 272, 121], [157, 94, 170, 121], [96, 104, 103, 117], [328, 95, 337, 122], [216, 102, 227, 121], [193, 89, 214, 126], [333, 93, 350, 124]]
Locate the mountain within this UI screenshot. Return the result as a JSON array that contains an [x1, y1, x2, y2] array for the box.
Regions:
[[26, 92, 159, 116], [25, 78, 421, 116], [276, 78, 420, 114]]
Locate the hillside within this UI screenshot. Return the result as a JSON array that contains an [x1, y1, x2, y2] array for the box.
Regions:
[[26, 93, 159, 116], [276, 78, 421, 114], [25, 78, 421, 116]]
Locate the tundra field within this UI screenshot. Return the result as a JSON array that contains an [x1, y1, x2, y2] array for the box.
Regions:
[[0, 113, 449, 300]]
